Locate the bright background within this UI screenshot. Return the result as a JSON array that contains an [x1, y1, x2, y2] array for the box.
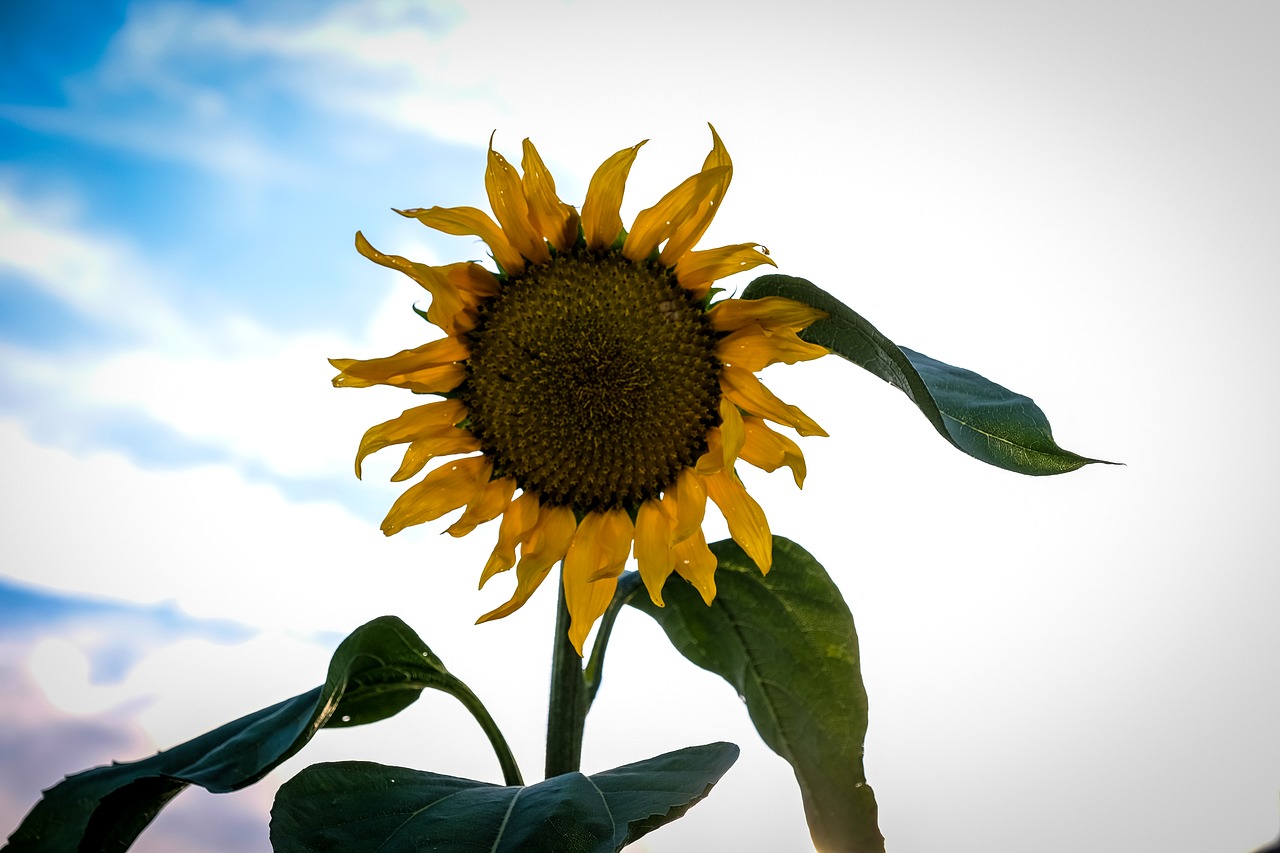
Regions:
[[2, 1, 1278, 850]]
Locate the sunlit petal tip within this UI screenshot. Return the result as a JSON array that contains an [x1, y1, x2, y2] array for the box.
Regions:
[[705, 468, 772, 574], [708, 296, 829, 334], [520, 138, 580, 251], [715, 324, 829, 372], [485, 139, 550, 265], [672, 529, 717, 605], [740, 417, 809, 488], [395, 205, 525, 274], [581, 141, 646, 250], [446, 476, 517, 538], [634, 499, 676, 607], [720, 364, 828, 437], [354, 398, 466, 479], [478, 491, 540, 588], [379, 455, 491, 537]]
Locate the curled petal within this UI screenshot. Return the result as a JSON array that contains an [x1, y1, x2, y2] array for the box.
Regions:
[[740, 417, 808, 488], [355, 399, 466, 478], [521, 139, 580, 251], [380, 456, 491, 536], [394, 206, 525, 275], [667, 466, 708, 543], [581, 141, 646, 250], [623, 165, 730, 262], [477, 504, 576, 623], [708, 296, 828, 334], [634, 497, 676, 606], [674, 243, 776, 297], [330, 336, 469, 389], [447, 476, 517, 538], [479, 491, 540, 587], [715, 324, 829, 372], [720, 364, 828, 437], [657, 125, 733, 266], [705, 467, 772, 574], [355, 233, 497, 334], [672, 527, 717, 605], [486, 142, 551, 265]]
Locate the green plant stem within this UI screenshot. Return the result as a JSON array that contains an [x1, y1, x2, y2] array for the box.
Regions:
[[545, 572, 587, 778], [584, 571, 643, 707], [445, 677, 524, 787]]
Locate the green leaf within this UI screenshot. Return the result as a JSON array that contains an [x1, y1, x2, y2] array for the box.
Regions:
[[4, 616, 500, 853], [741, 273, 1113, 475], [628, 538, 884, 853], [269, 741, 740, 852]]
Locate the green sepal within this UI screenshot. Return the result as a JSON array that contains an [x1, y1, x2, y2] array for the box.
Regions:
[[628, 537, 884, 853], [269, 741, 740, 852], [742, 273, 1114, 475], [3, 616, 512, 852]]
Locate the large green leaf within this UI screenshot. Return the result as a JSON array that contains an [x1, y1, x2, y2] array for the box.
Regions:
[[4, 616, 503, 853], [269, 741, 740, 852], [628, 538, 883, 853], [741, 273, 1111, 475]]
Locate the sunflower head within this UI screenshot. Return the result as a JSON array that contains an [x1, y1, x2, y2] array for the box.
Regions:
[[331, 127, 829, 654]]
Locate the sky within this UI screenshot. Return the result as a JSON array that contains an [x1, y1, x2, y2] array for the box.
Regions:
[[2, 0, 1279, 850]]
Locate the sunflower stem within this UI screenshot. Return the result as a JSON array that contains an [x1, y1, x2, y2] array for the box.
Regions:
[[545, 571, 588, 778]]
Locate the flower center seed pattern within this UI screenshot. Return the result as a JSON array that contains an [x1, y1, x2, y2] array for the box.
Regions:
[[461, 250, 721, 512]]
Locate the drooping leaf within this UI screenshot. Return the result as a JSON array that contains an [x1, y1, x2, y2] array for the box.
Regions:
[[741, 273, 1112, 475], [4, 616, 502, 852], [628, 538, 883, 853], [269, 741, 740, 853]]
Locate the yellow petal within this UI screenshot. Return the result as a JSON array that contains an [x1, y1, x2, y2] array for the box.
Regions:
[[672, 527, 717, 605], [715, 324, 829, 372], [330, 336, 469, 389], [581, 141, 645, 250], [380, 456, 491, 536], [521, 139, 580, 252], [622, 165, 730, 262], [720, 364, 828, 437], [719, 397, 745, 469], [695, 426, 725, 476], [667, 466, 708, 542], [355, 398, 466, 478], [657, 126, 733, 266], [390, 431, 481, 482], [634, 497, 676, 606], [447, 476, 517, 538], [479, 490, 540, 587], [486, 141, 551, 265], [707, 296, 828, 334], [355, 233, 497, 334], [395, 206, 525, 275], [674, 242, 776, 296], [563, 508, 633, 655], [740, 416, 808, 488], [705, 467, 772, 574], [477, 503, 576, 623]]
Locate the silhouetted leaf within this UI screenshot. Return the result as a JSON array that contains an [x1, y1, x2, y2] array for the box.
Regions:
[[630, 538, 883, 852], [742, 273, 1113, 475], [269, 741, 739, 852]]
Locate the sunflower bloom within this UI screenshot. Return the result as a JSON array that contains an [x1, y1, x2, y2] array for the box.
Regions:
[[332, 127, 829, 654]]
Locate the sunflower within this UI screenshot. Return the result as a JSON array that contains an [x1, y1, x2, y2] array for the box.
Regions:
[[331, 127, 829, 654]]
